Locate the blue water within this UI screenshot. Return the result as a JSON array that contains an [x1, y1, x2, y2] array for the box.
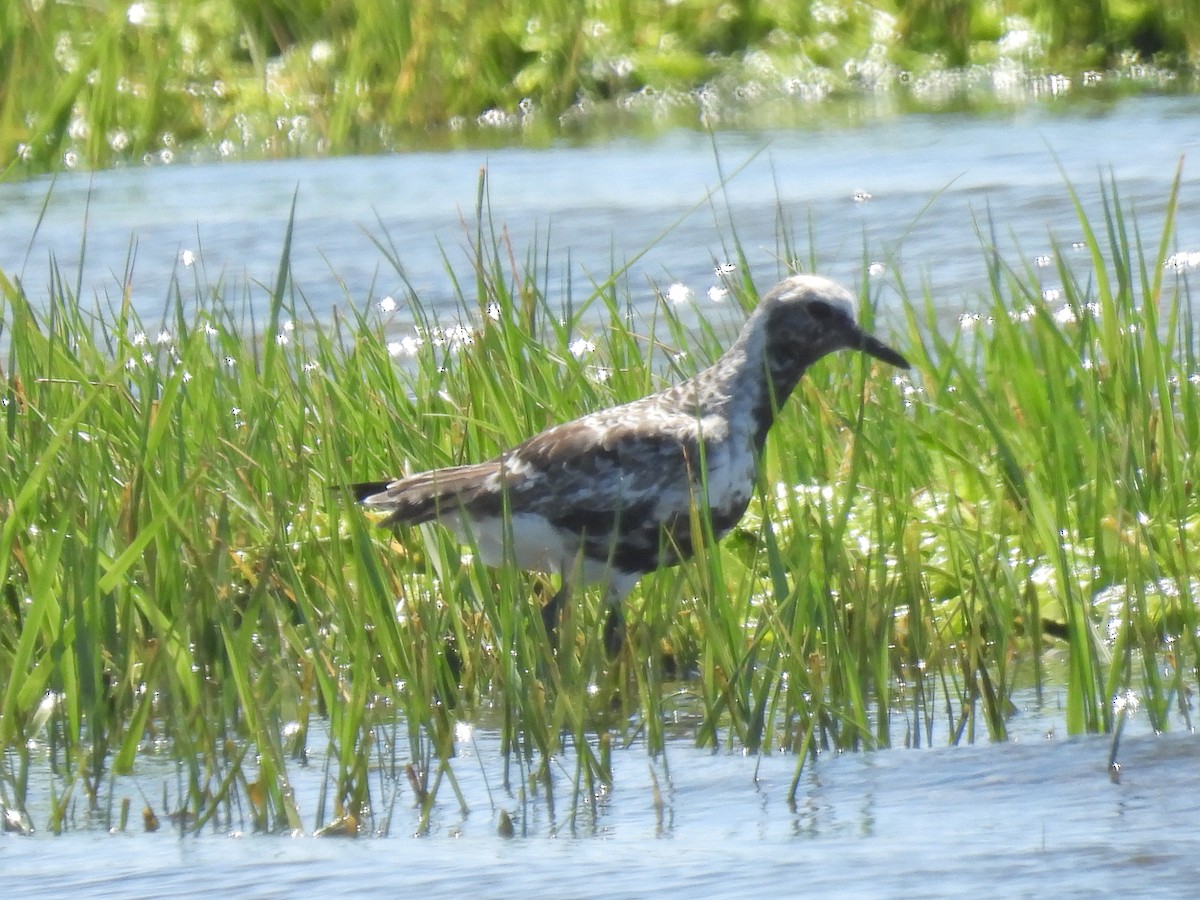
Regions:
[[4, 95, 1200, 895], [2, 95, 1199, 336], [4, 716, 1198, 897]]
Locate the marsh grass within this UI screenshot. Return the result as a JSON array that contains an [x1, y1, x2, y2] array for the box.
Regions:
[[5, 0, 1198, 175], [1, 171, 1198, 834]]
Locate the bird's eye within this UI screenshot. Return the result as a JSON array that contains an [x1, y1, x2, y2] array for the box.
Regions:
[[808, 300, 833, 320]]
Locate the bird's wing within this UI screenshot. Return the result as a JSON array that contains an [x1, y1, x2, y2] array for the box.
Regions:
[[357, 407, 708, 545], [355, 459, 506, 527], [501, 413, 702, 534]]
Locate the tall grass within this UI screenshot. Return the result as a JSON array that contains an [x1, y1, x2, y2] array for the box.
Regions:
[[0, 171, 1196, 833], [4, 0, 1197, 175]]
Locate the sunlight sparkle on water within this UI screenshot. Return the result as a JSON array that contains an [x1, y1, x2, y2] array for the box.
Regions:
[[1166, 250, 1200, 271], [569, 338, 596, 358], [388, 335, 423, 357], [665, 282, 694, 305]]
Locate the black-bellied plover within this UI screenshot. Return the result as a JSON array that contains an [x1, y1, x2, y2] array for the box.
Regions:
[[354, 274, 910, 646]]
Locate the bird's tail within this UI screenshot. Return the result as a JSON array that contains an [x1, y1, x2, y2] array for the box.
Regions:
[[347, 481, 394, 502]]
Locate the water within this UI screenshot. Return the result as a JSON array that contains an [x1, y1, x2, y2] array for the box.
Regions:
[[4, 709, 1198, 897], [3, 95, 1199, 339], [4, 96, 1200, 894]]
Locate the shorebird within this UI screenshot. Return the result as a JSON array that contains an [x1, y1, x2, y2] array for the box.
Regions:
[[353, 274, 910, 646]]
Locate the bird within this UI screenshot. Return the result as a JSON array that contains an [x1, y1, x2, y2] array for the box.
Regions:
[[353, 274, 910, 648]]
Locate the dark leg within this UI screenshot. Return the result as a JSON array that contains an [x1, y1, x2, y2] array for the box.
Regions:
[[541, 582, 570, 640], [603, 604, 626, 656]]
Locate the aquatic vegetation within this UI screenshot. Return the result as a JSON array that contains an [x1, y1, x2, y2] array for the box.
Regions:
[[0, 171, 1197, 834], [3, 0, 1198, 176]]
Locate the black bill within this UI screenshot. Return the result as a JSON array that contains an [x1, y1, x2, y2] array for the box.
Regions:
[[860, 332, 911, 369]]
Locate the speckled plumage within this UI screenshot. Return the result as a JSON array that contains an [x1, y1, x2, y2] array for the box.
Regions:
[[355, 274, 910, 630]]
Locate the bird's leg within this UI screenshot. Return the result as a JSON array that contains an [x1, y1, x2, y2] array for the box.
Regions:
[[540, 581, 570, 641], [602, 603, 626, 656], [602, 579, 628, 656]]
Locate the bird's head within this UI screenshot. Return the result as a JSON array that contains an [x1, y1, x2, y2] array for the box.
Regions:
[[757, 274, 910, 374]]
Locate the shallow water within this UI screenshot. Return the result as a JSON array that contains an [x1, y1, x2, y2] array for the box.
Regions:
[[4, 708, 1198, 897], [2, 95, 1199, 338], [4, 96, 1200, 894]]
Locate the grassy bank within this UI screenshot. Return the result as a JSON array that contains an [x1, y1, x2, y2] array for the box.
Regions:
[[4, 0, 1199, 175], [1, 172, 1197, 834]]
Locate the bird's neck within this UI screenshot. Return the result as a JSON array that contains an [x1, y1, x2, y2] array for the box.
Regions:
[[701, 314, 815, 455]]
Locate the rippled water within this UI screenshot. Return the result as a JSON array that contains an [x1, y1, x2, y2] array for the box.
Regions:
[[5, 703, 1198, 897], [4, 96, 1200, 894], [2, 95, 1199, 338]]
